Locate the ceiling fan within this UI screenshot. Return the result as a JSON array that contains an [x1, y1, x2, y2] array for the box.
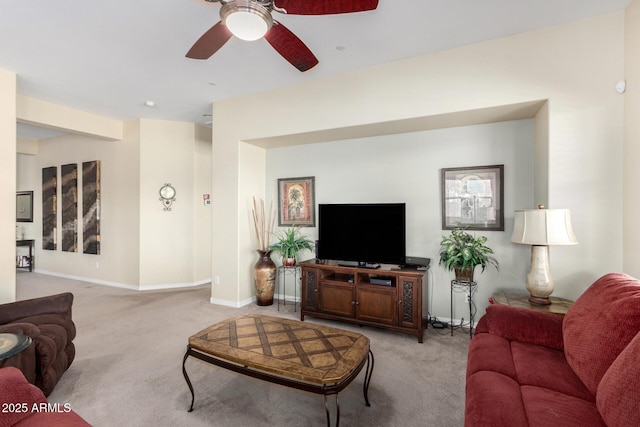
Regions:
[[187, 0, 379, 72]]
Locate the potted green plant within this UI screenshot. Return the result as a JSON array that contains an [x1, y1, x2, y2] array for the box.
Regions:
[[438, 228, 499, 282], [269, 226, 314, 267]]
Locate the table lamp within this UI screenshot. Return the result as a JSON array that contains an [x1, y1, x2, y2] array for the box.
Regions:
[[511, 205, 578, 305]]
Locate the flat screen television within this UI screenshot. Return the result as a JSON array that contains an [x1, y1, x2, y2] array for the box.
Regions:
[[317, 203, 406, 267]]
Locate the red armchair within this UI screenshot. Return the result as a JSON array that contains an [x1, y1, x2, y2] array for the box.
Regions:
[[465, 273, 640, 427]]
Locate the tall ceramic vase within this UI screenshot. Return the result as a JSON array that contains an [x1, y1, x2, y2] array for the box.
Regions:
[[254, 250, 276, 306]]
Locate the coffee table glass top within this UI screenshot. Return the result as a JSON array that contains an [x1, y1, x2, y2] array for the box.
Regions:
[[189, 314, 370, 386], [0, 333, 32, 361]]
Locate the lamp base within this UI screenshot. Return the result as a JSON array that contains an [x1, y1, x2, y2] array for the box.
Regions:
[[528, 295, 552, 305], [526, 245, 554, 306]]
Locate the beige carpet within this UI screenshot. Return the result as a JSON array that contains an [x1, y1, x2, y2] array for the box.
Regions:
[[16, 271, 470, 426]]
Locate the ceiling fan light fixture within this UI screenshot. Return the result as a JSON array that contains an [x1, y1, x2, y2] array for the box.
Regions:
[[220, 1, 273, 42]]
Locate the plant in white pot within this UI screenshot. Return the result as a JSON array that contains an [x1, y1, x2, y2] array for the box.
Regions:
[[269, 226, 314, 267], [438, 228, 499, 282]]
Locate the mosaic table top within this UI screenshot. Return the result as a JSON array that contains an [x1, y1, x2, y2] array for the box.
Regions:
[[189, 314, 370, 386]]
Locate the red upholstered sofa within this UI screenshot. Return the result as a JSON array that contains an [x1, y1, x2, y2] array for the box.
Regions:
[[0, 293, 76, 396], [0, 367, 90, 426], [465, 273, 640, 427]]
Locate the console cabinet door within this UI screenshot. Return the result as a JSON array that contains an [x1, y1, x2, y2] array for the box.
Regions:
[[301, 268, 319, 312], [398, 276, 420, 329], [356, 285, 397, 325], [319, 281, 356, 318]]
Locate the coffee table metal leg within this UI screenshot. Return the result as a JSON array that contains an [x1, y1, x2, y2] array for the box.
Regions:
[[323, 393, 340, 427], [363, 350, 374, 406], [181, 342, 372, 423], [182, 348, 195, 412]]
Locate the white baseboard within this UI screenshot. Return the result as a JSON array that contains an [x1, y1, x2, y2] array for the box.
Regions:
[[209, 294, 300, 308], [210, 295, 256, 308], [274, 294, 300, 303], [33, 269, 211, 291]]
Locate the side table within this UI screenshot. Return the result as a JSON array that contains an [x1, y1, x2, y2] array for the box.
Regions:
[[277, 265, 300, 312], [451, 280, 478, 338], [16, 239, 35, 272], [0, 333, 32, 367], [489, 290, 573, 315]]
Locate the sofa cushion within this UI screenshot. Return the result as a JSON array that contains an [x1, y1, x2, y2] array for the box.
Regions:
[[596, 330, 640, 427], [38, 324, 68, 356], [563, 273, 640, 395], [520, 386, 606, 427], [18, 314, 76, 343], [466, 334, 517, 380], [512, 341, 593, 402], [465, 371, 528, 427]]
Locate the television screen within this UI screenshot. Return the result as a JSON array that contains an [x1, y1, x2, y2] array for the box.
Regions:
[[317, 203, 406, 266]]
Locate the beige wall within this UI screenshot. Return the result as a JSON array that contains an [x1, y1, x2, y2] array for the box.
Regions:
[[17, 95, 122, 141], [139, 119, 200, 288], [193, 125, 213, 283], [30, 128, 141, 286], [1, 69, 17, 303], [624, 0, 640, 278], [14, 117, 212, 290], [265, 119, 536, 320], [235, 142, 267, 305], [212, 12, 626, 307]]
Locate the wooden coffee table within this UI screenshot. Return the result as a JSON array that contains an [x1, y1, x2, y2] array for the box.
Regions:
[[182, 314, 374, 426]]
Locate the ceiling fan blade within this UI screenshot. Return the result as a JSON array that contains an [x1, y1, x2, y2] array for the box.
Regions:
[[186, 21, 232, 59], [275, 0, 378, 15], [264, 22, 318, 72]]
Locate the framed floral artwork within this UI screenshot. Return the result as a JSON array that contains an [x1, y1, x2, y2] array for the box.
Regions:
[[278, 176, 315, 227]]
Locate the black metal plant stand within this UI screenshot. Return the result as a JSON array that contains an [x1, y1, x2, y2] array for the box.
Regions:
[[450, 280, 478, 338]]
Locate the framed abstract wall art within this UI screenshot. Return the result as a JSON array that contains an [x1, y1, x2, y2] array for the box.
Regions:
[[61, 163, 78, 252], [82, 160, 101, 254], [42, 166, 57, 250]]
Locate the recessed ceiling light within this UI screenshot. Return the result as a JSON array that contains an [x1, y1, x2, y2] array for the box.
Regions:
[[144, 100, 155, 107]]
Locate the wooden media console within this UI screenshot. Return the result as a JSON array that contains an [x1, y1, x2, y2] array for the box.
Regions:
[[300, 260, 426, 343]]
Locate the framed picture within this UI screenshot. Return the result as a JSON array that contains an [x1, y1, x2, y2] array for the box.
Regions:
[[278, 176, 315, 227], [441, 165, 504, 231], [16, 191, 34, 222]]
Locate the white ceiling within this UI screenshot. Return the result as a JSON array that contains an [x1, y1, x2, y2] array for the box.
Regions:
[[2, 0, 631, 138]]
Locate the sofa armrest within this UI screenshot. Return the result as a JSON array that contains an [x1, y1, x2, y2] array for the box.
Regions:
[[480, 304, 565, 350], [0, 293, 73, 325], [0, 367, 47, 426], [0, 322, 41, 339], [0, 367, 91, 427]]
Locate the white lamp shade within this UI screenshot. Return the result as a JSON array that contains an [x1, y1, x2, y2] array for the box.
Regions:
[[511, 209, 578, 246]]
